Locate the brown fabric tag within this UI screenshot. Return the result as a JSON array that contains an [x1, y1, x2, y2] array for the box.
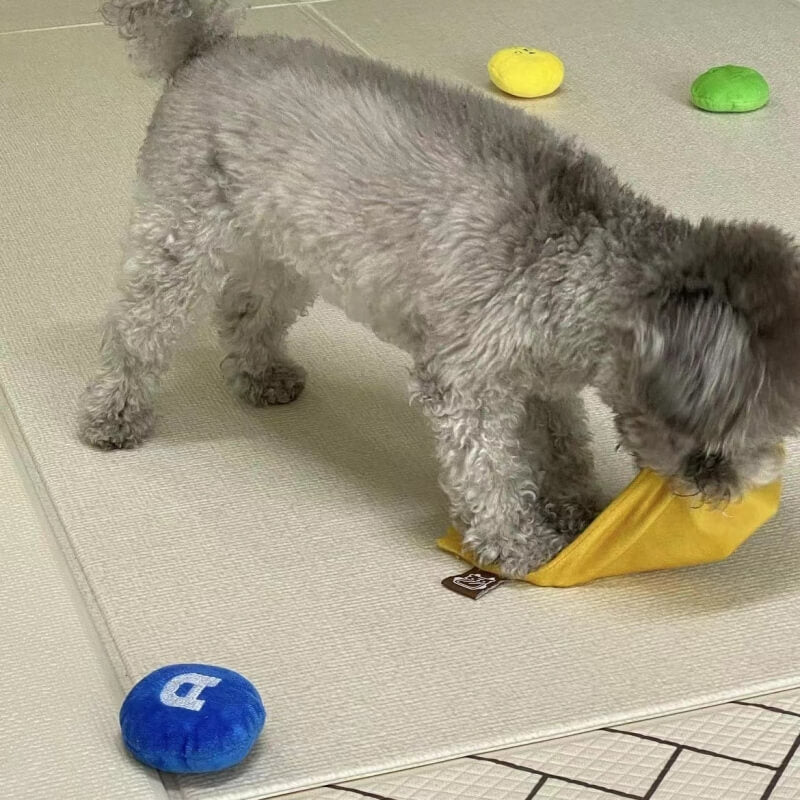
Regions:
[[442, 567, 507, 599]]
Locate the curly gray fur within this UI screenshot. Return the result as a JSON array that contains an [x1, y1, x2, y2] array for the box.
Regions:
[[101, 0, 240, 78], [80, 8, 800, 576]]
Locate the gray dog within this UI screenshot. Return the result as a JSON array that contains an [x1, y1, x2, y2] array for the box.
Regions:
[[81, 0, 800, 576]]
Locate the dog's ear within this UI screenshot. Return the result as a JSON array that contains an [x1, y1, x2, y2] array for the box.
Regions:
[[632, 290, 762, 441]]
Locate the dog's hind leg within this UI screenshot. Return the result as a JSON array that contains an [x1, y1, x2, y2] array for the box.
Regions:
[[79, 208, 223, 449], [216, 257, 315, 407]]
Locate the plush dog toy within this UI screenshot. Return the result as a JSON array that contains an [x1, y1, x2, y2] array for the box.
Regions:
[[488, 46, 565, 98], [439, 469, 781, 587], [120, 663, 266, 773], [691, 65, 770, 112]]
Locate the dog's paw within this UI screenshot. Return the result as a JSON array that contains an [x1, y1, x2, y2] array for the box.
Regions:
[[78, 378, 154, 449], [538, 496, 600, 542], [223, 359, 306, 407], [461, 521, 567, 579]]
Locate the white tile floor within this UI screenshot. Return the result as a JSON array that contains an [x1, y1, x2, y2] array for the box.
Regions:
[[291, 692, 800, 799], [3, 1, 800, 798]]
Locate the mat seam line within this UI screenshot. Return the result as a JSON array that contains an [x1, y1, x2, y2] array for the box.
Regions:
[[0, 383, 132, 678], [0, 385, 170, 800], [0, 0, 337, 37], [299, 2, 373, 57]]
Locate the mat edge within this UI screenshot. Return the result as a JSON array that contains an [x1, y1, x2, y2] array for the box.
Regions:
[[186, 677, 800, 800], [0, 384, 137, 689]]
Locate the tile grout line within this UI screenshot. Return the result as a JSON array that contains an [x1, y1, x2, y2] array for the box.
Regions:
[[604, 728, 778, 771], [467, 755, 641, 799], [0, 0, 336, 37], [525, 775, 549, 799], [760, 731, 800, 799], [642, 748, 682, 800], [328, 785, 399, 800]]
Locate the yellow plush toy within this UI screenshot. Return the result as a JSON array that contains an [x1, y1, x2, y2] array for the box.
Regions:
[[438, 469, 781, 587], [488, 47, 564, 98]]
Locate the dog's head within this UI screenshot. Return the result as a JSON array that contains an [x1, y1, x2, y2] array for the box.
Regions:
[[604, 220, 800, 504]]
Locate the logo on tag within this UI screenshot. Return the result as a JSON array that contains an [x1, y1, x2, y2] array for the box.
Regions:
[[442, 567, 506, 599]]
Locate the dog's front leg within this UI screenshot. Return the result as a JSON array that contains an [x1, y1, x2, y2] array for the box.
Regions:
[[520, 392, 602, 541], [412, 371, 571, 577]]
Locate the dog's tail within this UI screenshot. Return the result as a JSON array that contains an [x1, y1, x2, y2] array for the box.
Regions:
[[101, 1, 241, 79]]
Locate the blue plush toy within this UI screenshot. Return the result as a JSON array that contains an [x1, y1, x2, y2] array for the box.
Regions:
[[120, 663, 266, 773]]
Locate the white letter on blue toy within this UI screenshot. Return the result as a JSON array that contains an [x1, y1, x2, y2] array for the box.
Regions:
[[159, 673, 222, 711]]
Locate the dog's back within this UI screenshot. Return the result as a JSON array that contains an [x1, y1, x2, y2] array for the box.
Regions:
[[87, 1, 800, 577]]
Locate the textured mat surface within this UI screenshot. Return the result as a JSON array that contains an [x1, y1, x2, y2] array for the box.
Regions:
[[2, 2, 800, 799]]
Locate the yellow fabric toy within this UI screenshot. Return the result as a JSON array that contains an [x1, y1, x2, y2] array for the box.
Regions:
[[488, 47, 564, 98], [438, 469, 781, 587]]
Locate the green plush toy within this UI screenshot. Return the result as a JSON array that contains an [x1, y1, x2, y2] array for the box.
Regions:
[[691, 65, 769, 112]]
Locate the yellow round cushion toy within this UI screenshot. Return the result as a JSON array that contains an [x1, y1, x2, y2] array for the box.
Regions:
[[488, 46, 564, 98]]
